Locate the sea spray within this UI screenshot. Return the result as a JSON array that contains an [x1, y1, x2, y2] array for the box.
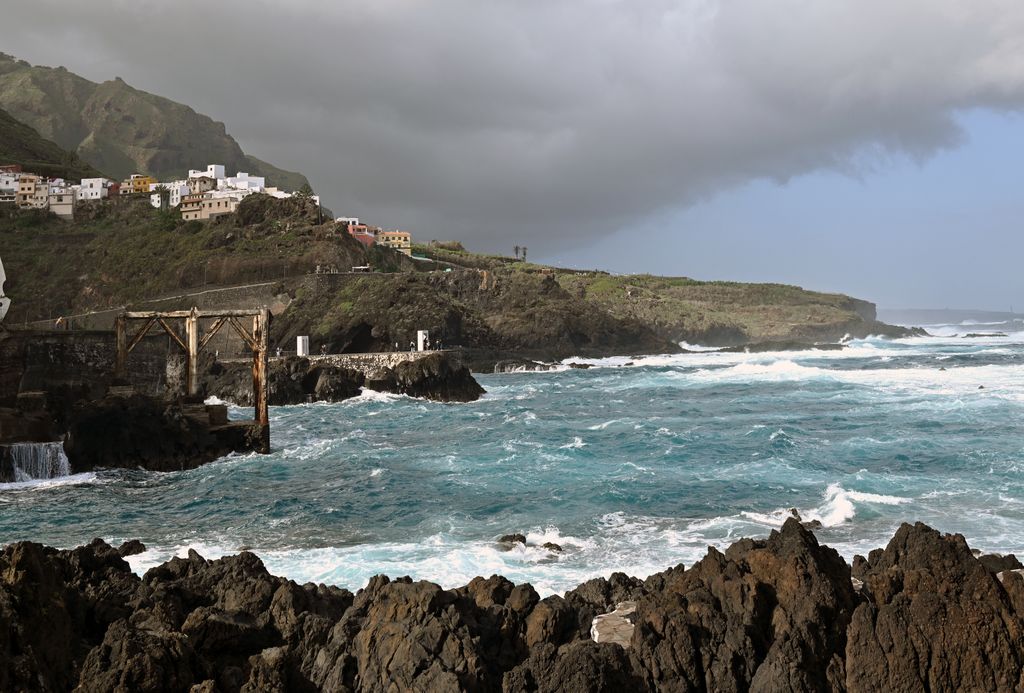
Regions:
[[2, 442, 71, 482]]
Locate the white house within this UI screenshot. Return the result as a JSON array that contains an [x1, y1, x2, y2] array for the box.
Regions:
[[76, 177, 114, 201], [221, 172, 265, 192], [148, 180, 189, 208], [0, 172, 19, 204], [188, 164, 226, 181]]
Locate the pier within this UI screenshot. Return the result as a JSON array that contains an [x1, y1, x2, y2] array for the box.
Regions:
[[115, 307, 271, 453]]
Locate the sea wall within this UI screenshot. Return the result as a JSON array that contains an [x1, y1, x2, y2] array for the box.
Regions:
[[0, 329, 170, 404], [308, 349, 463, 376]]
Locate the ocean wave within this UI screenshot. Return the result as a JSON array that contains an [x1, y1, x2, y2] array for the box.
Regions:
[[0, 472, 101, 491]]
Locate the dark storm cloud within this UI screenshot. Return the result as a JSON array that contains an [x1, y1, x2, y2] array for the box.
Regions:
[[4, 1, 1024, 250]]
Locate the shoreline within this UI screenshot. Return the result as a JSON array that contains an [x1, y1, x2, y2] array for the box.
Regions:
[[3, 520, 1022, 691]]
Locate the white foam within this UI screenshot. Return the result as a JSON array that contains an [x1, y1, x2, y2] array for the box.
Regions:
[[559, 437, 586, 449], [0, 472, 99, 491]]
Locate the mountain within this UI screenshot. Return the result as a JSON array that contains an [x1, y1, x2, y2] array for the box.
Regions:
[[0, 106, 104, 180], [0, 53, 308, 190]]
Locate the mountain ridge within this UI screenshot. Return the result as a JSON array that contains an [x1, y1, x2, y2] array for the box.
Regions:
[[0, 106, 105, 180], [0, 53, 308, 190]]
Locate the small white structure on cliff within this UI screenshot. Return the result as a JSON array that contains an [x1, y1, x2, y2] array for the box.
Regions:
[[0, 254, 10, 322]]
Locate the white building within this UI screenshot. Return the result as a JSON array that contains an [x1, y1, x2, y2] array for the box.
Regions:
[[0, 172, 19, 204], [77, 178, 114, 201], [148, 180, 190, 208], [221, 172, 265, 192], [263, 187, 292, 199], [188, 164, 226, 181]]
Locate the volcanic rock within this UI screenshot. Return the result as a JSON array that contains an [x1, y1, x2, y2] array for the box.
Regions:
[[845, 522, 1024, 692]]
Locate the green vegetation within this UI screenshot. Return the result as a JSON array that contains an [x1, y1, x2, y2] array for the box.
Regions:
[[0, 195, 386, 322], [0, 107, 104, 180], [0, 53, 308, 189]]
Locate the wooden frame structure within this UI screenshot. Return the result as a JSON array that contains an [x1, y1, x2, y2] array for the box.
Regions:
[[114, 307, 270, 452]]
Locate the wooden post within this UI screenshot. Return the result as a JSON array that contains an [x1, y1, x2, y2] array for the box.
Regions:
[[114, 314, 127, 380], [186, 307, 199, 396], [253, 307, 270, 452]]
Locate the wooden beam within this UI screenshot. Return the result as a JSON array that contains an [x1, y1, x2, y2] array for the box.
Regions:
[[157, 317, 187, 353], [114, 314, 127, 379], [253, 307, 270, 453], [124, 309, 262, 320], [126, 317, 157, 354], [199, 316, 229, 351], [228, 317, 258, 351], [186, 309, 199, 396]]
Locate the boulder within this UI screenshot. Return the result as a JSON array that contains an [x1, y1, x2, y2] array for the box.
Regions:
[[629, 518, 857, 692], [365, 353, 485, 402], [845, 522, 1024, 692], [503, 641, 641, 693]]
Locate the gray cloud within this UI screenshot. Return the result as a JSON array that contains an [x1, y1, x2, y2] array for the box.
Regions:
[[4, 0, 1024, 252]]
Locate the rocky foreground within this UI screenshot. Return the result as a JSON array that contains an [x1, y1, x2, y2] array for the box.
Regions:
[[3, 521, 1024, 692]]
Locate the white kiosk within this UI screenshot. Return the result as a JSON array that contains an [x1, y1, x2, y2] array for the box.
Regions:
[[417, 330, 429, 352], [296, 335, 310, 357]]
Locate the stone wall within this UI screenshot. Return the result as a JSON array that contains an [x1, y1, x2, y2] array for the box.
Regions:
[[305, 350, 462, 376], [0, 329, 173, 403]]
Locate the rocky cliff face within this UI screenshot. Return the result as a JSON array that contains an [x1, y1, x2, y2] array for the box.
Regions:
[[3, 521, 1023, 692], [0, 53, 307, 189]]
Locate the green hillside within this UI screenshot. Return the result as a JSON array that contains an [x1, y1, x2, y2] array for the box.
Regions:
[[0, 54, 308, 190], [0, 106, 104, 180]]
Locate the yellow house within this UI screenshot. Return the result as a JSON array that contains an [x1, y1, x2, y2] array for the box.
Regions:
[[376, 230, 413, 256], [121, 173, 159, 195]]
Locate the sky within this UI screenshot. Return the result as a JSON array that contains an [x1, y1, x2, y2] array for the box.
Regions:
[[3, 0, 1024, 309]]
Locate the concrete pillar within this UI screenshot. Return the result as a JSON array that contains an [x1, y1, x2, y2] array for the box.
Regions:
[[417, 330, 429, 352], [296, 335, 309, 357]]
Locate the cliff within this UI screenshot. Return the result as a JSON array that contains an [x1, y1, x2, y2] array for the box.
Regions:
[[0, 53, 307, 189], [2, 199, 912, 365], [2, 521, 1022, 691]]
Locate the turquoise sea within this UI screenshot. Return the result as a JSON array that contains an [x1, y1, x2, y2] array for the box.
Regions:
[[3, 325, 1024, 595]]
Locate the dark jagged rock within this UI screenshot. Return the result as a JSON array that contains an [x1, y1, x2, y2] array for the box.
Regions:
[[118, 539, 147, 557], [978, 552, 1024, 573], [498, 533, 527, 548], [492, 358, 558, 373], [542, 542, 563, 553], [564, 572, 646, 641], [63, 394, 249, 473], [366, 353, 485, 402], [202, 357, 365, 407], [629, 518, 857, 692], [504, 641, 641, 693], [4, 524, 1024, 691], [845, 522, 1024, 692]]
